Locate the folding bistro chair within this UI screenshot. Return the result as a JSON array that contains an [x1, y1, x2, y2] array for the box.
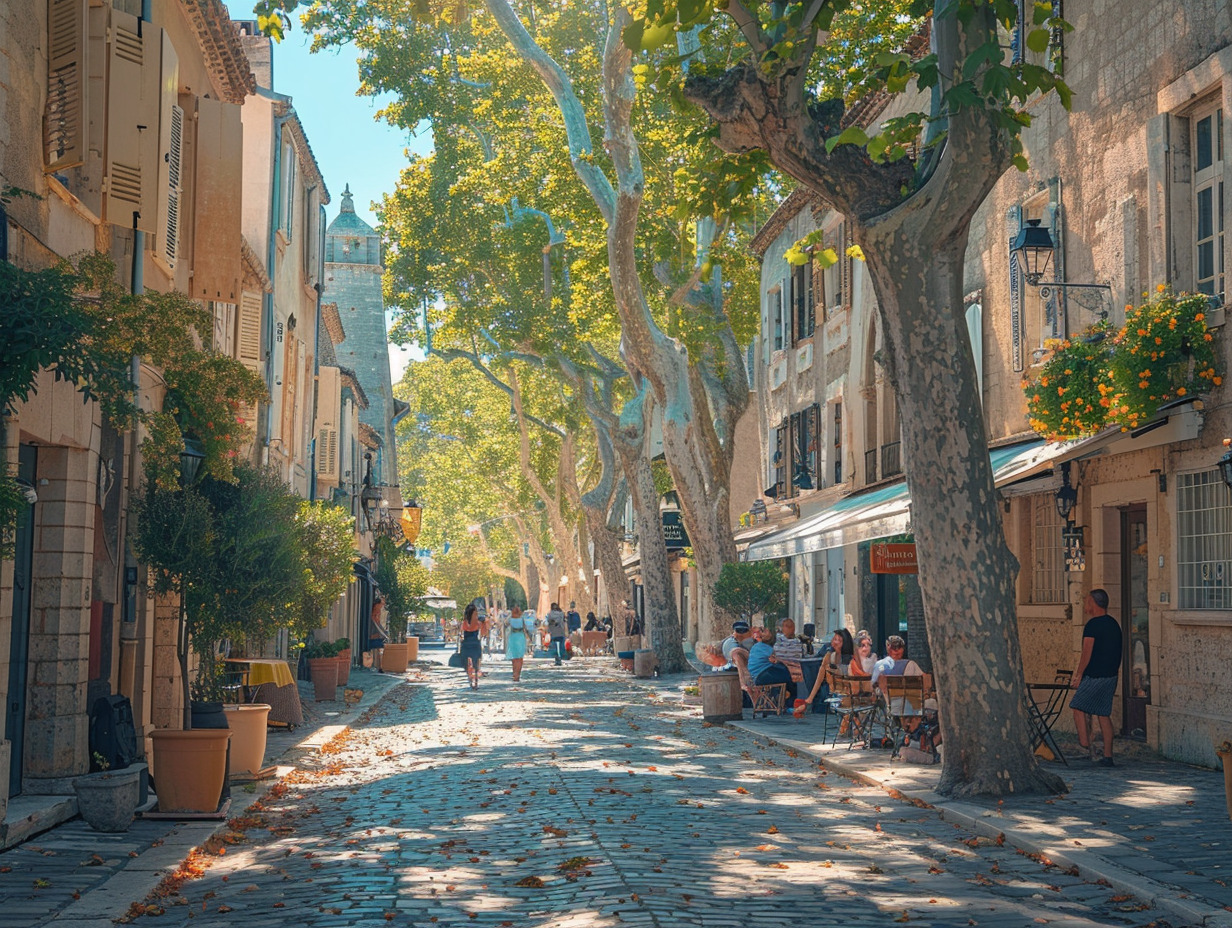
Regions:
[[830, 675, 877, 748], [879, 675, 928, 758], [1027, 668, 1072, 764], [731, 649, 788, 718]]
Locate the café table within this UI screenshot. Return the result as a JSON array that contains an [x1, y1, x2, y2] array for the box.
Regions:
[[1026, 681, 1071, 764], [225, 659, 303, 729]]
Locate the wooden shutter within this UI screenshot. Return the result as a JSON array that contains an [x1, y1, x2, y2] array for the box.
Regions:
[[153, 33, 179, 270], [45, 0, 89, 170], [841, 222, 854, 309], [104, 9, 159, 231], [236, 290, 264, 439], [191, 97, 243, 301], [315, 366, 341, 483], [280, 328, 298, 453]]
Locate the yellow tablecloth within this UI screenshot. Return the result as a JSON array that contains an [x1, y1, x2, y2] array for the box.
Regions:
[[226, 659, 294, 688]]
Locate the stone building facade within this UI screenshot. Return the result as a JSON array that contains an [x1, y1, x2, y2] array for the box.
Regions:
[[745, 3, 1232, 767], [0, 3, 394, 843]]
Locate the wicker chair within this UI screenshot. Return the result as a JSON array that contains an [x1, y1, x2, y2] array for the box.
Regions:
[[730, 649, 788, 718]]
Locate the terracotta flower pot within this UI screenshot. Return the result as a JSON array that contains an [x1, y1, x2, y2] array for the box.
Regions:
[[335, 649, 352, 686], [308, 657, 338, 701], [149, 729, 232, 813], [224, 704, 271, 776], [405, 637, 419, 663], [382, 643, 409, 674]]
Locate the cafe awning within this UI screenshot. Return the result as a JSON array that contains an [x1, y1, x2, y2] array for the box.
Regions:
[[744, 437, 1092, 562]]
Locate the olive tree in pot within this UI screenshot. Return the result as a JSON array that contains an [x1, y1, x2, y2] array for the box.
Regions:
[[712, 561, 789, 636], [292, 500, 359, 694], [134, 463, 302, 811]]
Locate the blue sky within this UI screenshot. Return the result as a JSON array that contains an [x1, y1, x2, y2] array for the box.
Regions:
[[271, 28, 431, 380]]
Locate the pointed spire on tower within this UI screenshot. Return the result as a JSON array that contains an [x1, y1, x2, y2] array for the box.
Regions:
[[340, 184, 355, 213]]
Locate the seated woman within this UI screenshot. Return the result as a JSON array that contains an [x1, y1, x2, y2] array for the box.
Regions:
[[747, 626, 794, 692], [799, 628, 854, 713], [848, 630, 878, 677]]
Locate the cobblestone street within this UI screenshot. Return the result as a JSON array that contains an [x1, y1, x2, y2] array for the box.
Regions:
[[73, 659, 1179, 928]]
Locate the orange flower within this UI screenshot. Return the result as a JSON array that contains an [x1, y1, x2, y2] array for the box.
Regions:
[[1156, 283, 1166, 293]]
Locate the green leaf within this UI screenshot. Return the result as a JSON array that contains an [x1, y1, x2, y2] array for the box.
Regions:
[[825, 126, 869, 154], [1025, 28, 1051, 54]]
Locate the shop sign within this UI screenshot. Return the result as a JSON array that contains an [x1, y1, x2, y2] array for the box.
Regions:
[[662, 511, 690, 550], [870, 542, 918, 574]]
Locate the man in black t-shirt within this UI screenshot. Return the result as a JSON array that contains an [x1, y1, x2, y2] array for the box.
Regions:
[[1070, 588, 1123, 766]]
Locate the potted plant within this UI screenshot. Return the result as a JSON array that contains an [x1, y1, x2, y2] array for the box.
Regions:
[[305, 638, 340, 700], [134, 464, 303, 811], [713, 561, 789, 635], [73, 753, 141, 832], [334, 637, 352, 686]]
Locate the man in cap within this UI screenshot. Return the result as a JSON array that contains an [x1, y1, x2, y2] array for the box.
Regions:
[[720, 620, 756, 669]]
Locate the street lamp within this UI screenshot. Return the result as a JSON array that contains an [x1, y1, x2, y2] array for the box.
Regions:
[[1011, 217, 1112, 305], [1218, 439, 1232, 491], [1054, 461, 1078, 521], [179, 433, 205, 486], [400, 499, 422, 545], [360, 453, 382, 530]]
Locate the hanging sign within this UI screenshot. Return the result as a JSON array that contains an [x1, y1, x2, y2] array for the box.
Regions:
[[1062, 524, 1086, 572], [870, 542, 918, 574], [662, 511, 690, 550]]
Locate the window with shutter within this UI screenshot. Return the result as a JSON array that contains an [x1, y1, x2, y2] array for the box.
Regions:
[[192, 98, 243, 301], [279, 140, 296, 241], [315, 367, 341, 484], [45, 0, 89, 170], [235, 290, 264, 440], [237, 291, 263, 372], [104, 9, 160, 231], [281, 327, 299, 456], [154, 103, 182, 272]]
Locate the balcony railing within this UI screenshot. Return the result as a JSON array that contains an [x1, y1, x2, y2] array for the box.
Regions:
[[881, 441, 902, 479]]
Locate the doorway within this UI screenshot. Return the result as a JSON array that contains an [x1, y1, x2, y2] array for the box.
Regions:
[[1120, 505, 1149, 739], [6, 445, 36, 798]]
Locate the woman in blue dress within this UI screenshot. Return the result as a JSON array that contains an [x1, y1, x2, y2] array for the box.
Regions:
[[459, 604, 488, 690], [505, 606, 532, 682]]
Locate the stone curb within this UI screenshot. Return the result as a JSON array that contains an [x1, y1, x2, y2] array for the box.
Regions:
[[737, 721, 1232, 928], [45, 670, 408, 925]]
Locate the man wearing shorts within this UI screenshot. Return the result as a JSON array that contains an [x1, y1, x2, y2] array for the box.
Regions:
[[1070, 588, 1123, 766]]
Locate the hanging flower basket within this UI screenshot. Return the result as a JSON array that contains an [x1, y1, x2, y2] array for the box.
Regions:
[[1024, 288, 1222, 440]]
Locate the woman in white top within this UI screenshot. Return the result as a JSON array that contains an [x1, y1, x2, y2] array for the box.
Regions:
[[505, 607, 532, 682]]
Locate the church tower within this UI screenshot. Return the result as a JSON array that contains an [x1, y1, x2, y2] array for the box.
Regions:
[[324, 185, 401, 485]]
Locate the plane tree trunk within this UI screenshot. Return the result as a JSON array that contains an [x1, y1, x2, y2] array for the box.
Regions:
[[684, 1, 1063, 796]]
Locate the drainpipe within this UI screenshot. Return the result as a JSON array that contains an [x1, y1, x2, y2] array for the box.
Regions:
[[309, 202, 325, 501], [263, 105, 290, 466]]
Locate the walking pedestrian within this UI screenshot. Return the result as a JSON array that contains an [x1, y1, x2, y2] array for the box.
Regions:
[[1070, 588, 1123, 766], [459, 603, 487, 690], [505, 606, 532, 682], [546, 602, 568, 666]]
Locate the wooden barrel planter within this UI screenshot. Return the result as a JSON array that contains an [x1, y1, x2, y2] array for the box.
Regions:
[[308, 658, 338, 701], [633, 649, 658, 678], [699, 672, 743, 722]]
